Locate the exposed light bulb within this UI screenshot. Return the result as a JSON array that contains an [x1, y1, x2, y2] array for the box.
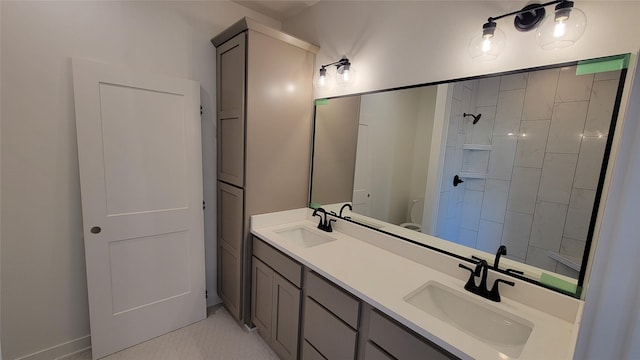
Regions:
[[482, 37, 492, 53], [553, 21, 566, 38], [536, 2, 586, 50], [469, 20, 504, 61], [342, 69, 350, 82], [316, 67, 328, 88]]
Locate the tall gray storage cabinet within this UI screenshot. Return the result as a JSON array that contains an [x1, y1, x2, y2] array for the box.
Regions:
[[212, 18, 318, 324]]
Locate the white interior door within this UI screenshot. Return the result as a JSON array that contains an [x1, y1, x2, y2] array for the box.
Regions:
[[353, 123, 371, 215], [72, 59, 206, 359]]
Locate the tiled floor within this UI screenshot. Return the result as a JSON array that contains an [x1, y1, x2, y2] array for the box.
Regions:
[[68, 305, 279, 360]]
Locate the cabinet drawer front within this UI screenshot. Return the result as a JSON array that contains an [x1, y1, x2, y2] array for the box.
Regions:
[[364, 342, 393, 360], [369, 310, 457, 360], [253, 237, 302, 287], [303, 297, 357, 359], [306, 270, 360, 328], [301, 340, 326, 360]]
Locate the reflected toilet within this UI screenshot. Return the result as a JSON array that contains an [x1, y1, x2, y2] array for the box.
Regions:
[[400, 198, 424, 232]]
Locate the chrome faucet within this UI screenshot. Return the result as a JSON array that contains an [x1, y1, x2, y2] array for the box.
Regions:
[[459, 259, 514, 302], [312, 207, 335, 232]]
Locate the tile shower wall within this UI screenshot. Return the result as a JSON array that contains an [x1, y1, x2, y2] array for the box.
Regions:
[[436, 67, 621, 277]]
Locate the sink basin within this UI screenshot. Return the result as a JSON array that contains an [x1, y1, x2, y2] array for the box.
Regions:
[[404, 281, 534, 358], [274, 225, 337, 248]]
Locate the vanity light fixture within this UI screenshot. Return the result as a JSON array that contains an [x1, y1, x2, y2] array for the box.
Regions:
[[469, 0, 586, 60], [315, 56, 355, 88]]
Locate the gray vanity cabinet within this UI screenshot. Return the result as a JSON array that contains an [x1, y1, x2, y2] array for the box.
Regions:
[[250, 236, 458, 360], [212, 18, 318, 324], [252, 237, 303, 360]]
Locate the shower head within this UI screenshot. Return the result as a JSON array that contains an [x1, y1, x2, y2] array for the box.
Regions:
[[463, 113, 482, 125]]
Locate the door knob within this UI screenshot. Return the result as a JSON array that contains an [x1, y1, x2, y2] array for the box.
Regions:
[[453, 175, 465, 187], [90, 226, 102, 234]]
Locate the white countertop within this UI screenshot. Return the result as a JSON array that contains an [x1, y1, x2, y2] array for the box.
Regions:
[[251, 208, 583, 360]]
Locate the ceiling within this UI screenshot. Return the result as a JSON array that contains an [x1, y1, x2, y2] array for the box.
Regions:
[[232, 0, 320, 21]]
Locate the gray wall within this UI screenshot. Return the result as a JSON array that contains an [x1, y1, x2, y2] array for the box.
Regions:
[[0, 2, 279, 359]]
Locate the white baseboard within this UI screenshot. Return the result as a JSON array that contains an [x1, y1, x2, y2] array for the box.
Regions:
[[14, 335, 91, 360]]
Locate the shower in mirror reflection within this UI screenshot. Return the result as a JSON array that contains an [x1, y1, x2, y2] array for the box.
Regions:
[[436, 66, 622, 279]]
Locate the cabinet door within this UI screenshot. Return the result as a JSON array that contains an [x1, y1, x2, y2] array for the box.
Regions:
[[216, 33, 245, 187], [217, 181, 243, 320], [271, 273, 301, 360], [252, 257, 273, 341]]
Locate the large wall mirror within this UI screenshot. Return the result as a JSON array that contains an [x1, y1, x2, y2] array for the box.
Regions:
[[310, 54, 630, 298]]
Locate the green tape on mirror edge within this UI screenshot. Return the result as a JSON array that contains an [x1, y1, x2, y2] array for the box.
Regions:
[[314, 99, 329, 106], [576, 54, 630, 75], [309, 202, 321, 209], [540, 273, 578, 294]]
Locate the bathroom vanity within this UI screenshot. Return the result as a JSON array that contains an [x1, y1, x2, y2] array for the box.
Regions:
[[250, 208, 583, 360]]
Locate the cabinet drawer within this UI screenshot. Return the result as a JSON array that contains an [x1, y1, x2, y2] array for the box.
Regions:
[[364, 342, 393, 360], [303, 297, 357, 359], [369, 310, 457, 360], [306, 270, 360, 329], [301, 339, 325, 360], [252, 236, 302, 287]]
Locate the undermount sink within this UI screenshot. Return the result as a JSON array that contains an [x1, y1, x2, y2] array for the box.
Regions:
[[274, 225, 337, 248], [404, 281, 534, 358]]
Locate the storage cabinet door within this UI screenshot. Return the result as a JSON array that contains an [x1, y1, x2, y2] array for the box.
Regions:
[[252, 257, 274, 341], [216, 33, 245, 187], [217, 181, 243, 319], [271, 273, 301, 360]]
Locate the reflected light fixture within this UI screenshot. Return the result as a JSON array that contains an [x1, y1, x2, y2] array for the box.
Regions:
[[469, 0, 586, 60], [315, 56, 355, 88]]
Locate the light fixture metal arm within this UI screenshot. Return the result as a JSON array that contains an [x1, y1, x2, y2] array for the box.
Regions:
[[488, 0, 563, 22], [320, 56, 350, 70]]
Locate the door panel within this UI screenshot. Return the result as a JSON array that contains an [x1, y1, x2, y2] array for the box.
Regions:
[[72, 58, 205, 359], [217, 34, 246, 187], [353, 124, 371, 215], [99, 83, 188, 215], [272, 274, 301, 360], [217, 181, 244, 319], [252, 257, 274, 340], [109, 232, 190, 314]]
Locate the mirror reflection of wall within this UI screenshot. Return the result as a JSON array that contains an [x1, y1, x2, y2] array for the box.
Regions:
[[311, 96, 360, 206], [310, 57, 626, 285]]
